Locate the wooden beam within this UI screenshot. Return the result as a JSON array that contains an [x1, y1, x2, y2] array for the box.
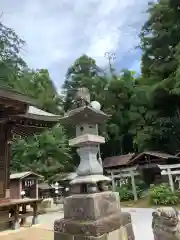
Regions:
[[111, 172, 140, 178], [109, 168, 139, 201], [130, 170, 138, 201], [106, 166, 137, 173], [161, 170, 180, 175], [111, 172, 116, 192], [158, 164, 180, 169], [158, 164, 178, 191]]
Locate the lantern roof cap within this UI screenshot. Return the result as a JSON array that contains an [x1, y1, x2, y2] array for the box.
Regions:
[[60, 105, 110, 124]]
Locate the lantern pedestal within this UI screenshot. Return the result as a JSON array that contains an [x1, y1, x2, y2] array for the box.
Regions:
[[54, 191, 130, 239]]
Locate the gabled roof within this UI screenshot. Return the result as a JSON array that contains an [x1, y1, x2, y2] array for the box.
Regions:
[[0, 87, 38, 106], [103, 153, 135, 168], [60, 106, 109, 124], [103, 151, 179, 169], [0, 87, 60, 123], [128, 151, 178, 164], [10, 171, 42, 180], [19, 105, 60, 122]]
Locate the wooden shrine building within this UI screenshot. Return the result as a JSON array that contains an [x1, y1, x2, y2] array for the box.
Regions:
[[10, 171, 42, 199], [104, 151, 180, 200], [0, 87, 59, 230], [38, 183, 54, 199]]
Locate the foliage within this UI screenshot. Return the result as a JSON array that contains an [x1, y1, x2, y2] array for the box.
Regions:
[[12, 125, 73, 181], [63, 54, 105, 111], [132, 0, 180, 152], [0, 21, 26, 89], [16, 68, 64, 114], [117, 182, 143, 202], [149, 183, 180, 205]]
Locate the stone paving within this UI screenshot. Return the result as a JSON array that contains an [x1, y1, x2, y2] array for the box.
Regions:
[[0, 208, 154, 240]]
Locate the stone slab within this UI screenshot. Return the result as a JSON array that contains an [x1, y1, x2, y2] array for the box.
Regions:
[[54, 212, 122, 237], [64, 191, 120, 221], [70, 175, 111, 185]]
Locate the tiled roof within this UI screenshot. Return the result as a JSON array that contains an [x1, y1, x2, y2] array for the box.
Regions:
[[103, 151, 179, 168], [103, 153, 135, 168], [10, 171, 42, 180], [129, 151, 179, 164]]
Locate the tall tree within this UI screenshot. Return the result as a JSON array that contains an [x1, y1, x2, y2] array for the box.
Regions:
[[17, 69, 64, 114], [63, 54, 105, 111], [137, 0, 180, 153], [0, 21, 26, 88], [101, 70, 136, 157]]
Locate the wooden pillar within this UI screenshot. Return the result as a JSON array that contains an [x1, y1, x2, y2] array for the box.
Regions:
[[19, 180, 22, 199], [13, 204, 20, 230], [0, 123, 12, 200], [130, 170, 138, 201], [6, 128, 12, 198], [36, 179, 39, 199], [32, 202, 39, 225], [167, 168, 174, 192], [111, 172, 116, 192], [178, 180, 180, 189]]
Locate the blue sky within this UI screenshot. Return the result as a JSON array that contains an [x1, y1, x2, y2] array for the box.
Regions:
[[0, 0, 148, 90]]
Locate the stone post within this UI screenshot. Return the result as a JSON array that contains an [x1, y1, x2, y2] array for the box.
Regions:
[[54, 88, 135, 240]]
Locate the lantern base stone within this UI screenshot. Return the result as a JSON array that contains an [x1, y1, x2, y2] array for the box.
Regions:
[[54, 191, 135, 240]]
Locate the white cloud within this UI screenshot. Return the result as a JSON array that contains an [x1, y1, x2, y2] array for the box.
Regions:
[[0, 0, 148, 87], [130, 60, 141, 73]]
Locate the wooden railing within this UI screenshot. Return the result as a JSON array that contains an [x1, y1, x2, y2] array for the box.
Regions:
[[0, 198, 42, 230]]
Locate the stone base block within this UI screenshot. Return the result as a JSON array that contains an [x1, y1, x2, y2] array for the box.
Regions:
[[121, 212, 135, 240], [64, 191, 121, 221], [54, 227, 129, 240], [54, 212, 122, 237]]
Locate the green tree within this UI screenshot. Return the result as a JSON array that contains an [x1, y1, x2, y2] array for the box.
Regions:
[[16, 68, 64, 114], [12, 125, 72, 181], [135, 0, 180, 152], [0, 21, 26, 88], [63, 54, 106, 111], [102, 70, 136, 156]]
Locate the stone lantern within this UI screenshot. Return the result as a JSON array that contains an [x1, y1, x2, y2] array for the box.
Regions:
[[54, 88, 134, 240], [62, 88, 111, 193]]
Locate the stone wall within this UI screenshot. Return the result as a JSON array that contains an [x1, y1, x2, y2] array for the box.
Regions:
[[152, 207, 180, 240]]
